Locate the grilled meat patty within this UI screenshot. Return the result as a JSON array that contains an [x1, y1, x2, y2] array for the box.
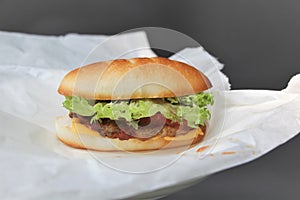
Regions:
[[69, 112, 205, 140]]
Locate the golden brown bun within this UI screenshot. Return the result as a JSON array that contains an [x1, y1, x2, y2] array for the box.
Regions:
[[58, 57, 212, 100], [55, 116, 205, 151]]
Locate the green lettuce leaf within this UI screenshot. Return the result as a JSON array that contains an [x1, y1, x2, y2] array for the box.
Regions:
[[63, 96, 95, 116], [62, 92, 213, 129]]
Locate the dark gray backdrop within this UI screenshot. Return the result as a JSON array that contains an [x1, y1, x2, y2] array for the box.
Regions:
[[1, 0, 299, 199]]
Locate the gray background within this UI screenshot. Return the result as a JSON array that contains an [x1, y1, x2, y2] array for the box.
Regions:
[[0, 0, 299, 199]]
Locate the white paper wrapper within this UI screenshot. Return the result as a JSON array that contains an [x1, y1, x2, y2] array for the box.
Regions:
[[0, 31, 299, 200]]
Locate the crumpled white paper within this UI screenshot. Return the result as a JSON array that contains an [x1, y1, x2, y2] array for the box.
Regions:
[[0, 31, 299, 200]]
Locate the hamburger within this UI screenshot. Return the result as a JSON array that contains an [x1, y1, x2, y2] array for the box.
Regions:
[[55, 57, 213, 151]]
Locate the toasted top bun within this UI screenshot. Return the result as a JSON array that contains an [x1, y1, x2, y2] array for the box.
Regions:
[[58, 57, 212, 100]]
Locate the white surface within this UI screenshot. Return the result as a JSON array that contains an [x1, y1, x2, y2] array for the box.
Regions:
[[0, 31, 299, 199]]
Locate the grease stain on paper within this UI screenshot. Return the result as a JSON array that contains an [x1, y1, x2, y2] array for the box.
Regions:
[[196, 145, 210, 153], [222, 151, 236, 155]]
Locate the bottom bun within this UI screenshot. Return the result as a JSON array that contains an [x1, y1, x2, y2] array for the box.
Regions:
[[55, 116, 205, 151]]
